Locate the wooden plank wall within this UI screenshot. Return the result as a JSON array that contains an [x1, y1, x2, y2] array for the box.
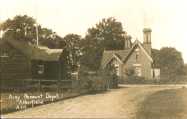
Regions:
[[0, 43, 31, 80]]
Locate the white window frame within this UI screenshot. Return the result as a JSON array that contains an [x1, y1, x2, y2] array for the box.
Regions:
[[135, 66, 142, 77], [38, 64, 44, 74]]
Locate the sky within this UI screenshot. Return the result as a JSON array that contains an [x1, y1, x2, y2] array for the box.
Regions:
[[0, 0, 187, 63]]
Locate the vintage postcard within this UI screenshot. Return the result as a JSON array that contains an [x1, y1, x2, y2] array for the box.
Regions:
[[0, 0, 187, 119]]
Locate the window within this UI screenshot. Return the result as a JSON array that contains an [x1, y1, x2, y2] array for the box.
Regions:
[[109, 59, 120, 76], [135, 48, 140, 62], [114, 64, 120, 76], [0, 49, 9, 58], [135, 67, 141, 76], [0, 52, 9, 58], [136, 54, 139, 61], [38, 65, 44, 74]]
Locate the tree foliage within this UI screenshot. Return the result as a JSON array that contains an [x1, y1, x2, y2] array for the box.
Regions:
[[1, 15, 36, 43], [1, 15, 63, 48], [81, 17, 126, 70], [152, 48, 160, 68], [152, 47, 184, 79], [63, 34, 83, 71], [159, 47, 184, 74]]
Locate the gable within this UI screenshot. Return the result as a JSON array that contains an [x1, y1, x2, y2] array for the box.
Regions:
[[0, 40, 28, 59], [101, 49, 130, 69], [107, 55, 122, 67], [101, 40, 153, 69], [124, 40, 153, 63], [0, 41, 32, 80]]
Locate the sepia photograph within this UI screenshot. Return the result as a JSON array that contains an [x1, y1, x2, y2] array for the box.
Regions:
[[0, 0, 187, 119]]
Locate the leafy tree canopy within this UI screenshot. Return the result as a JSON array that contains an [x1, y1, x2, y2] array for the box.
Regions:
[[1, 15, 63, 48], [81, 17, 127, 70], [63, 34, 82, 49], [63, 34, 83, 72], [1, 15, 36, 43], [159, 47, 184, 74], [152, 47, 184, 78]]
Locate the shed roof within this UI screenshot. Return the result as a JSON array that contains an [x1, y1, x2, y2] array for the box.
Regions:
[[1, 39, 63, 61], [32, 46, 63, 61]]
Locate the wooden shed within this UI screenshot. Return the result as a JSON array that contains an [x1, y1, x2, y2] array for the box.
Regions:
[[31, 46, 65, 80], [0, 39, 66, 82], [0, 39, 32, 80]]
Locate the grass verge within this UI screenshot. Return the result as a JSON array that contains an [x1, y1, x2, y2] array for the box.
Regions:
[[135, 87, 187, 119]]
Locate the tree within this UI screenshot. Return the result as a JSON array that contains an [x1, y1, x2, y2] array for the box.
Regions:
[[1, 15, 63, 48], [38, 28, 63, 49], [1, 15, 36, 43], [81, 17, 126, 70], [160, 47, 184, 76], [63, 34, 83, 79], [152, 48, 160, 68], [152, 47, 184, 80]]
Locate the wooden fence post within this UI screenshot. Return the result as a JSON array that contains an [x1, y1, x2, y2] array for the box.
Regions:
[[39, 79, 41, 92]]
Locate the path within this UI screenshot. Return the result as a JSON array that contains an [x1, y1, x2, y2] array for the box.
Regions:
[[2, 85, 186, 118]]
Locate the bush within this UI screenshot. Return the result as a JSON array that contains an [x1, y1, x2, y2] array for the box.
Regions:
[[123, 76, 156, 84], [79, 68, 110, 93]]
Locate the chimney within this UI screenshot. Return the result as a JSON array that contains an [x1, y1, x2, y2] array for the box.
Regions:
[[124, 35, 132, 49], [143, 28, 152, 55]]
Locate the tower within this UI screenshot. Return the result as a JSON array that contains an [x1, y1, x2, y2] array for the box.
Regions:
[[143, 28, 152, 55]]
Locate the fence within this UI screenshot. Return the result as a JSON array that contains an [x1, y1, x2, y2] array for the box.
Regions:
[[0, 79, 89, 114], [1, 79, 77, 93]]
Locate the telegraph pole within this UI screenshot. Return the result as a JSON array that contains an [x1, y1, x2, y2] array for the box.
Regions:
[[35, 0, 39, 46], [35, 23, 39, 46], [0, 21, 3, 38]]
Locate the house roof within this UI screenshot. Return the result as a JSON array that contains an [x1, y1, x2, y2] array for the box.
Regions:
[[101, 40, 153, 68], [1, 39, 63, 61], [101, 49, 130, 68], [124, 40, 153, 63]]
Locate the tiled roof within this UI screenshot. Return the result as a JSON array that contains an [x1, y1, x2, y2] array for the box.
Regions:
[[101, 49, 130, 68], [101, 40, 153, 69]]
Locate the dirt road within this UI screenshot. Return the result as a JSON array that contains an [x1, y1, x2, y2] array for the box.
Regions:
[[2, 85, 186, 118]]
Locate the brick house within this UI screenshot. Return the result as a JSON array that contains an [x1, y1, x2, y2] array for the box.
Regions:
[[101, 28, 160, 80]]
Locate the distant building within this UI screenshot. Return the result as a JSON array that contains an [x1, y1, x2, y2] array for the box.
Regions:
[[101, 28, 160, 80]]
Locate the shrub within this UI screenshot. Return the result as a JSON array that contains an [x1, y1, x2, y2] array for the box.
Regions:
[[79, 68, 110, 93], [123, 76, 156, 84]]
